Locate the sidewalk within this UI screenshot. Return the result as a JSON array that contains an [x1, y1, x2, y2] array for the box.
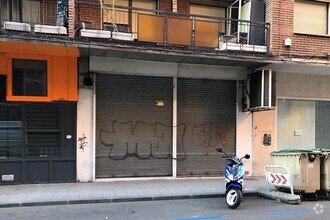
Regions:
[[0, 177, 267, 208]]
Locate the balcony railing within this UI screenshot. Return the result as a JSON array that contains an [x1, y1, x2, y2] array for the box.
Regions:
[[76, 1, 270, 53], [0, 1, 270, 53]]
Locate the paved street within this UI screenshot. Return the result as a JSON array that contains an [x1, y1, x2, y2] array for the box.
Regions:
[[1, 197, 329, 220]]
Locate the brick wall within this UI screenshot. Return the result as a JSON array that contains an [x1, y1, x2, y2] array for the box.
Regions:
[[74, 0, 102, 34], [43, 0, 57, 26], [268, 0, 330, 57], [177, 0, 189, 14], [68, 0, 75, 37], [159, 0, 172, 11]]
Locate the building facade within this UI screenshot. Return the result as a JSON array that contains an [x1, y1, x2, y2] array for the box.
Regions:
[[0, 0, 329, 184]]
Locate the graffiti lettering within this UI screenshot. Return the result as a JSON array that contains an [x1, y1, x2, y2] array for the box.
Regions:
[[191, 122, 228, 148], [78, 133, 88, 151], [99, 120, 187, 161], [99, 120, 229, 161]]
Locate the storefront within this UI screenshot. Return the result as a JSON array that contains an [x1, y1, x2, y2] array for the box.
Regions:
[[276, 72, 330, 151], [0, 41, 79, 184], [89, 57, 240, 178]]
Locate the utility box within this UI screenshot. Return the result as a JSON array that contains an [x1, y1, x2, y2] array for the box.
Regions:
[[271, 150, 320, 194]]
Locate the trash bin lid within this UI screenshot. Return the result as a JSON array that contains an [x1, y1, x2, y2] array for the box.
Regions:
[[272, 149, 314, 153], [311, 148, 330, 155]]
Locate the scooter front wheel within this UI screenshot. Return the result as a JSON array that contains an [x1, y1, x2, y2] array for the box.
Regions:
[[225, 188, 242, 209]]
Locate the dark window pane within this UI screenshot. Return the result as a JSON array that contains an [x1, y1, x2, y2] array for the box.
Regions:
[[12, 69, 24, 96], [0, 104, 22, 159], [27, 104, 59, 130], [26, 103, 61, 158], [0, 0, 22, 22], [26, 132, 60, 157], [12, 59, 47, 97]]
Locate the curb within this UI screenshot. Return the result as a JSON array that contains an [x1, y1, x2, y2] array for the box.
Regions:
[[0, 192, 260, 208]]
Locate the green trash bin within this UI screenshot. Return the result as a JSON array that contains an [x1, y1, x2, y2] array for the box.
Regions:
[[271, 149, 320, 194]]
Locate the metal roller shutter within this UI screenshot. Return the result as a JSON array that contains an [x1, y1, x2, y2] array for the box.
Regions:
[[96, 74, 173, 178], [177, 78, 236, 176]]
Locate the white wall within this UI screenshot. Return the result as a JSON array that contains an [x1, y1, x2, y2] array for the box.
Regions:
[[236, 82, 253, 175], [76, 86, 94, 182], [237, 111, 253, 175], [277, 72, 330, 99], [277, 99, 315, 150]]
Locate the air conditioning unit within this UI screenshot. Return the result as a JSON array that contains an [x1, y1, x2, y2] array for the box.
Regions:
[[244, 69, 275, 111], [34, 25, 67, 35], [4, 21, 31, 32]]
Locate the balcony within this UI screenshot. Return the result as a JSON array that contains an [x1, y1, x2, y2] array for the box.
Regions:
[[76, 1, 270, 53], [0, 1, 270, 54], [0, 0, 67, 35]]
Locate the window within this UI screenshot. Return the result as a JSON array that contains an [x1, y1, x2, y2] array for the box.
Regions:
[[0, 0, 22, 22], [0, 0, 41, 24], [0, 104, 23, 159], [26, 104, 60, 157], [0, 103, 69, 159], [12, 59, 47, 97], [294, 0, 328, 35]]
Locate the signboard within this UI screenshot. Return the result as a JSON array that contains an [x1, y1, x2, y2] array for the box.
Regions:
[[267, 172, 290, 187]]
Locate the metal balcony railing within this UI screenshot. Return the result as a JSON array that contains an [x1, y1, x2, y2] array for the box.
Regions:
[[0, 0, 270, 53], [76, 1, 270, 52]]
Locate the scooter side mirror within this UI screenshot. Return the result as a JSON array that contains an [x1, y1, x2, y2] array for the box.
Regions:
[[244, 154, 250, 159], [216, 147, 223, 153]]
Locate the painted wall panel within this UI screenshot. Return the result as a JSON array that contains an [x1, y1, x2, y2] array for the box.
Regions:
[[77, 88, 94, 182], [277, 100, 315, 150], [68, 57, 78, 101], [52, 56, 69, 101], [0, 54, 6, 74], [277, 72, 330, 99], [1, 46, 78, 102], [252, 110, 275, 176]]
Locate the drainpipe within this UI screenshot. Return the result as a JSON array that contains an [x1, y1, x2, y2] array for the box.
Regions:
[[172, 76, 177, 177]]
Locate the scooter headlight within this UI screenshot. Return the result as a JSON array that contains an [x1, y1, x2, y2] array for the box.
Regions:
[[230, 164, 244, 180], [230, 166, 239, 176]]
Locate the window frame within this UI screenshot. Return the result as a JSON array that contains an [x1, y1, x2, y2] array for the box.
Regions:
[[294, 0, 330, 36], [7, 54, 52, 102]]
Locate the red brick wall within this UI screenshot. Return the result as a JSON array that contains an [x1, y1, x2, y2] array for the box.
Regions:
[[43, 0, 57, 25], [74, 0, 102, 33], [159, 0, 172, 11], [68, 0, 75, 37], [268, 0, 330, 57], [177, 0, 189, 14]]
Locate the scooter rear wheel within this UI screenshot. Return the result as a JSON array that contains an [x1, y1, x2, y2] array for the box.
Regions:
[[225, 188, 242, 209]]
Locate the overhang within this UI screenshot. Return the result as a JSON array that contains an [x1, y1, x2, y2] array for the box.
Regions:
[[79, 45, 272, 70], [0, 40, 79, 57]]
